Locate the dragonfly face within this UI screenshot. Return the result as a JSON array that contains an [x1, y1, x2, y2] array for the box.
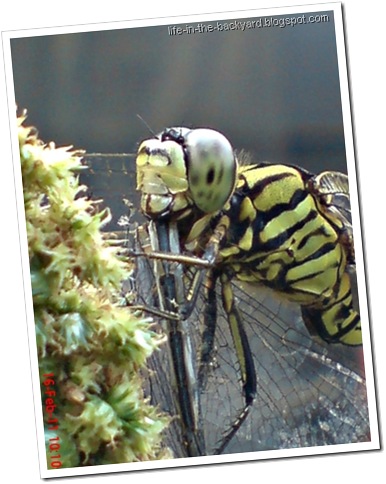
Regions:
[[132, 127, 369, 457], [136, 127, 237, 220]]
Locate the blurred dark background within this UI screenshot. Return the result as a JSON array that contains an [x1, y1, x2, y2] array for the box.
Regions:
[[11, 9, 346, 228]]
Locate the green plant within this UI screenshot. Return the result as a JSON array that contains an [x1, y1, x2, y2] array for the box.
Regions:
[[18, 112, 169, 468]]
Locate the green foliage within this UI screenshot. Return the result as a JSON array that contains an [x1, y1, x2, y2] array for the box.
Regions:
[[18, 112, 170, 468]]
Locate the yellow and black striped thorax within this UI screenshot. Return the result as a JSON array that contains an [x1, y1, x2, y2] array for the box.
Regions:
[[221, 163, 344, 296], [136, 127, 361, 346]]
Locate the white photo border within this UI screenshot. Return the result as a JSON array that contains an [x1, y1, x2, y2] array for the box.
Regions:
[[2, 2, 380, 479]]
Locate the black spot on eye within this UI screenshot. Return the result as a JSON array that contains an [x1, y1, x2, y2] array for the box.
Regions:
[[190, 173, 199, 186], [207, 168, 215, 184], [218, 165, 224, 183]]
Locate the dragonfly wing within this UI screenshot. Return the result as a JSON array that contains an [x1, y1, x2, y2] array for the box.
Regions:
[[190, 279, 370, 454], [131, 247, 369, 456]]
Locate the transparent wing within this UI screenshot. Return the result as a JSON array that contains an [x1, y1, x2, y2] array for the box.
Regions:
[[131, 230, 370, 456], [197, 279, 369, 453]]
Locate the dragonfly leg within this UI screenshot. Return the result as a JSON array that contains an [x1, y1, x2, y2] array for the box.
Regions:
[[180, 217, 229, 319], [220, 271, 257, 405]]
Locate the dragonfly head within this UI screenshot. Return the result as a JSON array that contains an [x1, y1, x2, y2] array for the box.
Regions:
[[136, 127, 238, 221]]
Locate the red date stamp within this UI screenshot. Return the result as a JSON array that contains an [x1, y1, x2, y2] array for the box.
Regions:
[[42, 373, 62, 469]]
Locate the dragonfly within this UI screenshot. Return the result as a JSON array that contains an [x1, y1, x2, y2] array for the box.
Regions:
[[82, 127, 370, 458]]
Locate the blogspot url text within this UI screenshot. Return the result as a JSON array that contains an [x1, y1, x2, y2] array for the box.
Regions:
[[168, 14, 329, 35]]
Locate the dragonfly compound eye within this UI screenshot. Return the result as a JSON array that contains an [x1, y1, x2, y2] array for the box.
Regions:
[[184, 129, 237, 213]]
